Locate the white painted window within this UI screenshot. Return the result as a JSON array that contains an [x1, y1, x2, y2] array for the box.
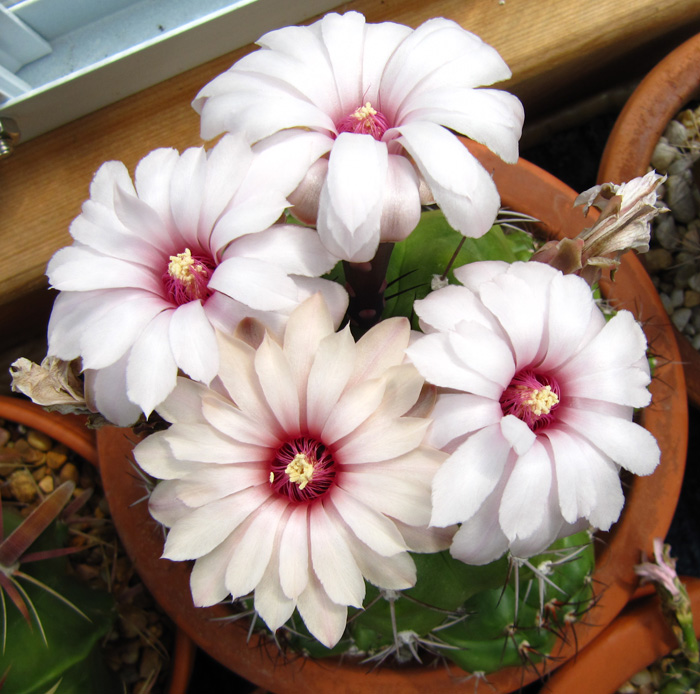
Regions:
[[0, 0, 339, 142]]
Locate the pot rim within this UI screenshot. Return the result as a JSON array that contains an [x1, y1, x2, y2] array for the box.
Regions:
[[97, 146, 688, 693]]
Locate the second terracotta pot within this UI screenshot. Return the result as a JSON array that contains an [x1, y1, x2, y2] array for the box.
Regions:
[[598, 32, 700, 407], [98, 145, 687, 693]]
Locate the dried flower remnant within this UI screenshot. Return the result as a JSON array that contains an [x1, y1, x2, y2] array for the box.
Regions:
[[193, 11, 524, 262], [136, 294, 450, 648], [9, 357, 87, 415], [531, 171, 667, 284], [406, 260, 659, 565], [635, 538, 699, 663]]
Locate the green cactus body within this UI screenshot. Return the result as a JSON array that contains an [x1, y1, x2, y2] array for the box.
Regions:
[[281, 530, 595, 674]]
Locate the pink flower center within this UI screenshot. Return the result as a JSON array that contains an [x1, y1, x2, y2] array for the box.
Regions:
[[269, 437, 337, 503], [337, 101, 389, 140], [500, 369, 561, 432], [163, 248, 215, 306]]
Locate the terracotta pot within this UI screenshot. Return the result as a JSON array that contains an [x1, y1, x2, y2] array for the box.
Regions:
[[598, 32, 700, 408], [97, 146, 687, 694], [0, 395, 196, 694], [544, 576, 700, 694]]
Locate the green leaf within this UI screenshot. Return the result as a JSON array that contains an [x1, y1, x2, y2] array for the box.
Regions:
[[383, 209, 535, 326]]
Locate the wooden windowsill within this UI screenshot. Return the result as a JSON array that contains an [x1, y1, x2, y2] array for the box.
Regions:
[[2, 0, 699, 349]]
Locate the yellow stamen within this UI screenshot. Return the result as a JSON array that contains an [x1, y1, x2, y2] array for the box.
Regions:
[[524, 385, 559, 416], [351, 102, 378, 122], [168, 248, 206, 285], [269, 471, 275, 484], [285, 453, 314, 490]]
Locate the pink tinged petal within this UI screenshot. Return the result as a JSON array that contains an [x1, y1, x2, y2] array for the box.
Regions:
[[317, 133, 388, 262], [156, 377, 213, 424], [428, 392, 502, 451], [478, 272, 548, 369], [288, 157, 328, 225], [509, 497, 564, 559], [498, 440, 553, 542], [558, 407, 660, 476], [210, 190, 290, 252], [197, 77, 336, 143], [361, 21, 412, 102], [430, 423, 512, 528], [198, 135, 254, 242], [381, 19, 512, 119], [414, 284, 496, 334], [84, 356, 142, 426], [225, 498, 288, 598], [452, 259, 510, 292], [47, 289, 138, 360], [318, 11, 365, 116], [168, 300, 219, 384], [329, 507, 416, 589], [400, 88, 523, 163], [321, 378, 386, 443], [134, 147, 180, 224], [201, 396, 279, 447], [89, 160, 136, 206], [78, 295, 165, 370], [164, 423, 268, 465], [378, 155, 421, 242], [126, 309, 177, 416], [538, 271, 595, 371], [339, 467, 433, 526], [283, 293, 335, 405], [406, 331, 504, 399], [306, 327, 356, 435], [335, 416, 429, 464], [245, 24, 341, 116], [296, 570, 348, 649], [209, 257, 300, 312], [175, 463, 267, 507], [542, 428, 597, 525], [349, 316, 410, 387], [350, 542, 416, 590], [169, 145, 207, 240], [134, 430, 203, 480], [558, 430, 624, 530], [330, 487, 407, 557], [290, 277, 349, 329], [162, 484, 271, 561], [396, 121, 500, 240], [373, 364, 425, 418], [112, 185, 183, 253], [190, 534, 237, 607], [451, 321, 515, 388], [70, 209, 164, 266], [148, 480, 190, 527], [215, 333, 282, 435], [279, 505, 310, 600], [309, 503, 365, 608], [393, 519, 454, 554], [231, 225, 340, 277], [254, 532, 296, 632], [449, 492, 510, 566], [247, 129, 332, 200], [254, 334, 300, 433], [557, 311, 651, 405], [47, 246, 161, 293], [500, 415, 536, 456]]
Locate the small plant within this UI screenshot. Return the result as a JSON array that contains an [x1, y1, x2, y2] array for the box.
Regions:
[[1, 480, 117, 694]]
